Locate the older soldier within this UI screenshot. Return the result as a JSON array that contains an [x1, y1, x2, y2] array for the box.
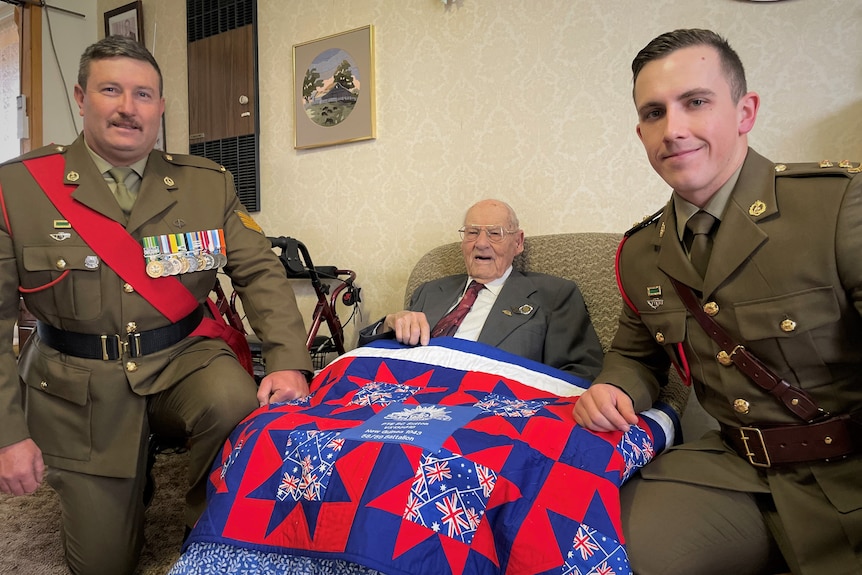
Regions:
[[0, 36, 312, 574]]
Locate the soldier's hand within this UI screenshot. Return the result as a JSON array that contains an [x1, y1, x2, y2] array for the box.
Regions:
[[257, 369, 309, 406], [573, 383, 639, 432], [0, 438, 44, 496], [383, 311, 431, 346]]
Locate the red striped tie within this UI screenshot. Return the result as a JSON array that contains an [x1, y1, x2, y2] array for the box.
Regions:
[[430, 281, 484, 338]]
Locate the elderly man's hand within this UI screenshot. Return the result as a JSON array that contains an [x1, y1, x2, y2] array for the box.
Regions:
[[383, 310, 432, 346], [257, 369, 310, 406]]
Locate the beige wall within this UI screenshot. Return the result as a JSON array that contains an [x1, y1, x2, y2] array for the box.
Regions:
[[100, 0, 862, 349]]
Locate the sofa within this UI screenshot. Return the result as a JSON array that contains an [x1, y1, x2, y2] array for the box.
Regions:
[[404, 232, 719, 441]]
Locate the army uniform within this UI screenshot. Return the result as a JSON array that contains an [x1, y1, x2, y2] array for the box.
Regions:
[[0, 135, 312, 573], [602, 149, 862, 574]]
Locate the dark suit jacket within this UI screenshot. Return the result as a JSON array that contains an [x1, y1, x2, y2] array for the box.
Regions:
[[359, 271, 603, 381], [600, 148, 862, 568], [0, 135, 311, 478]]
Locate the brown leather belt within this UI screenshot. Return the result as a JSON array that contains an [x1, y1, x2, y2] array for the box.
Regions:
[[722, 414, 862, 468], [36, 306, 204, 361]]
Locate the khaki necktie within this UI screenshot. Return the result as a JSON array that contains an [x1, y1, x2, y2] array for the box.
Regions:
[[108, 167, 137, 215], [685, 211, 718, 277]]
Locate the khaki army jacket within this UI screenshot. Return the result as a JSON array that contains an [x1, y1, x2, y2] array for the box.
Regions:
[[600, 149, 862, 515], [0, 136, 312, 477]]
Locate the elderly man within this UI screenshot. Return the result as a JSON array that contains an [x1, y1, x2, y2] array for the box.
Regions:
[[0, 36, 311, 575], [359, 199, 603, 381]]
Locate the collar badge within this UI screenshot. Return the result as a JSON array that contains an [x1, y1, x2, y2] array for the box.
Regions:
[[749, 200, 766, 217]]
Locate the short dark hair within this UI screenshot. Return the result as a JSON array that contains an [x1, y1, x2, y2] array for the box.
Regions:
[[632, 29, 747, 102], [78, 35, 163, 95]]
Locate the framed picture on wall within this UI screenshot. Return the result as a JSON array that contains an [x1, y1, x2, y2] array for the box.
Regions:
[[293, 25, 376, 150], [104, 1, 144, 43]]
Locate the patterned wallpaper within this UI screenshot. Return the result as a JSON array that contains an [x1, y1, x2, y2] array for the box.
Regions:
[[103, 0, 862, 349]]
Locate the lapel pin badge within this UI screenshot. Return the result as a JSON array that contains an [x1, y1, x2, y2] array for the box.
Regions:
[[517, 304, 533, 315]]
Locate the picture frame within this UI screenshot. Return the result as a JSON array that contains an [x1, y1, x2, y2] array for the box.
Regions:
[[293, 25, 376, 150], [103, 1, 144, 43]]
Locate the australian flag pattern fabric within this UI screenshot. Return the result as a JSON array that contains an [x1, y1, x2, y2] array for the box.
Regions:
[[170, 338, 677, 575]]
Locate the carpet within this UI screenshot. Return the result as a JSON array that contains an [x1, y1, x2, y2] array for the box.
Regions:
[[0, 451, 188, 575]]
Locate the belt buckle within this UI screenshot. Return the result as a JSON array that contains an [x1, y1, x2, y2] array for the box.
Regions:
[[127, 332, 142, 358], [739, 426, 771, 468], [100, 334, 122, 361]]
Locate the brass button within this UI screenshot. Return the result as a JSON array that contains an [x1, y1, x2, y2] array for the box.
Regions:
[[126, 361, 138, 372], [164, 176, 175, 186], [126, 322, 137, 333], [733, 398, 750, 414], [123, 283, 135, 293], [825, 436, 833, 445], [164, 154, 173, 161], [780, 318, 797, 333], [774, 164, 787, 172], [703, 302, 719, 316], [40, 380, 48, 390], [791, 398, 799, 406], [55, 145, 65, 152], [56, 258, 67, 269], [717, 350, 733, 366], [655, 331, 665, 344]]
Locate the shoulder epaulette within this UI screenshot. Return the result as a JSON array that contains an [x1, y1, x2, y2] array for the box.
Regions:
[[160, 152, 228, 174], [624, 208, 663, 237], [0, 143, 66, 169], [773, 160, 861, 178]]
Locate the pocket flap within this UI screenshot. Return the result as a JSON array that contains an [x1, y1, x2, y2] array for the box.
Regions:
[[23, 351, 90, 406], [735, 286, 839, 341], [640, 308, 687, 344], [23, 245, 100, 272]]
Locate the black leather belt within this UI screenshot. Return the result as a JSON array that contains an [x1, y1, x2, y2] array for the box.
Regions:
[[721, 413, 862, 468], [36, 306, 204, 360]]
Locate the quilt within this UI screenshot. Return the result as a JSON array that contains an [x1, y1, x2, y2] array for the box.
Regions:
[[169, 338, 677, 575]]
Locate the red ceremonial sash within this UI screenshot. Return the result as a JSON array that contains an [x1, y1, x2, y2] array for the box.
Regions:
[[22, 153, 253, 374]]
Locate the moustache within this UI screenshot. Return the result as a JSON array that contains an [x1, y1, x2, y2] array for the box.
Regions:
[[109, 116, 141, 130]]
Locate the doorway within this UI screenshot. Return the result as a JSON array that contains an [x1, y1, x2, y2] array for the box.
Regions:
[[0, 4, 19, 162]]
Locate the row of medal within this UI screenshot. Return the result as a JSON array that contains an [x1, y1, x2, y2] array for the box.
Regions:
[[142, 230, 228, 278]]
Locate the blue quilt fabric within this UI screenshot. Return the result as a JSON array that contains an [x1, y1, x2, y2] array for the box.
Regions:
[[168, 338, 676, 575]]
